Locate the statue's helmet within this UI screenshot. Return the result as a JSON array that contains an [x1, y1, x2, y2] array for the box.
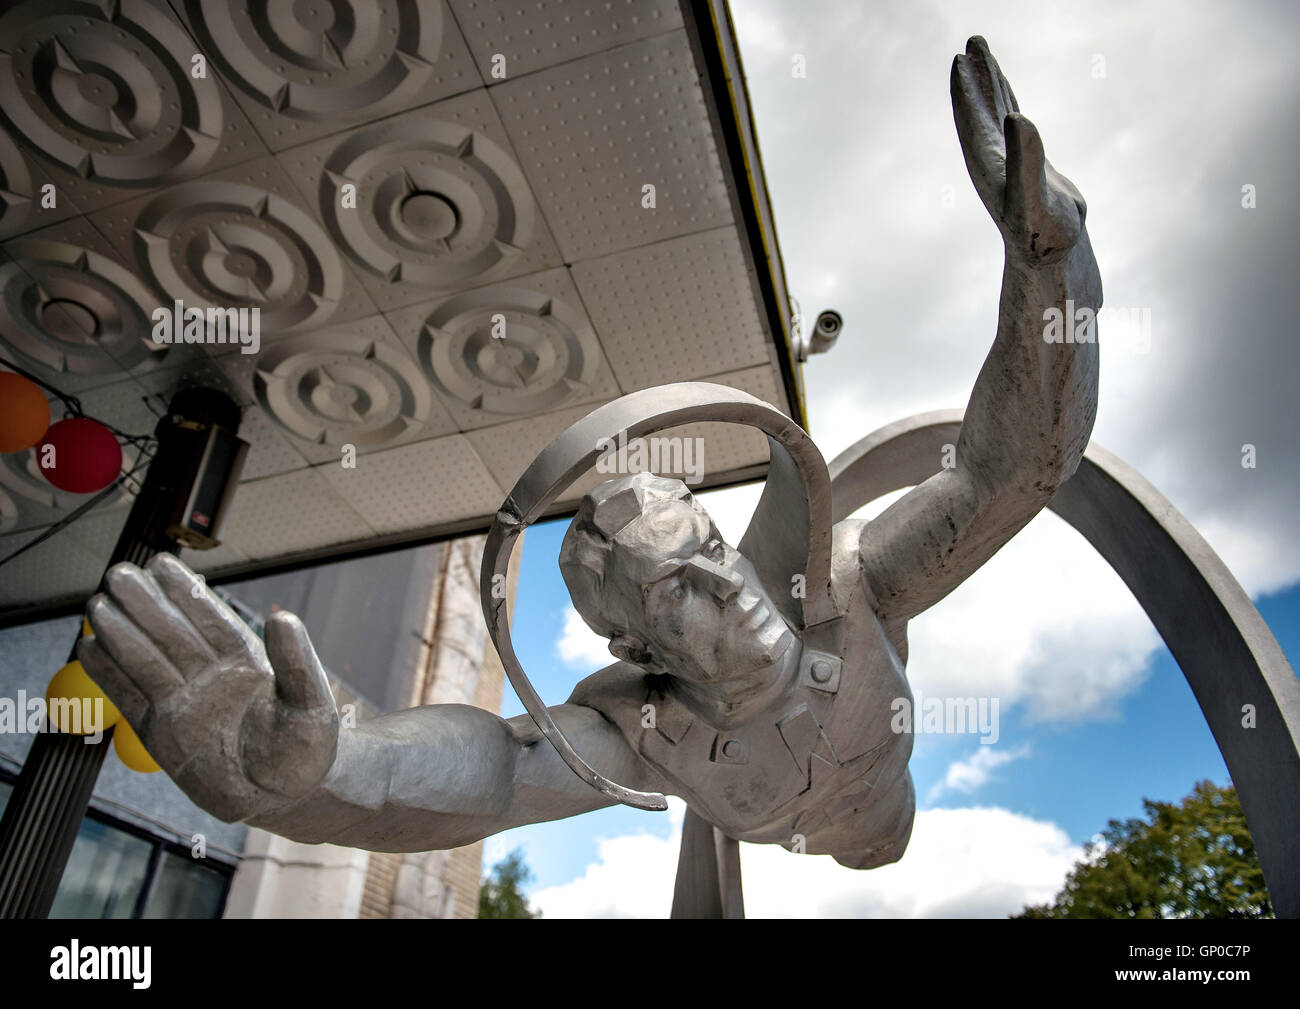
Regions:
[[559, 471, 719, 644]]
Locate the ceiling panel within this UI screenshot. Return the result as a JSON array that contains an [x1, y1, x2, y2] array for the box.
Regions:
[[247, 317, 459, 462], [0, 440, 134, 536], [386, 265, 621, 429], [87, 154, 382, 337], [212, 466, 375, 561], [226, 404, 314, 481], [0, 525, 102, 609], [0, 129, 82, 240], [572, 227, 773, 389], [0, 0, 270, 214], [321, 433, 504, 532], [173, 0, 482, 152], [0, 0, 803, 622], [0, 220, 173, 391], [464, 397, 615, 496], [274, 89, 566, 311], [449, 0, 684, 83], [490, 30, 732, 262]]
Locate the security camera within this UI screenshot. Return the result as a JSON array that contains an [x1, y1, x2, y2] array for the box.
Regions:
[[796, 308, 843, 361]]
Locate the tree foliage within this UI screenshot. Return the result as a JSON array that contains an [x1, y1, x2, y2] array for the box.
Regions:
[[477, 848, 541, 919], [1016, 780, 1272, 918]]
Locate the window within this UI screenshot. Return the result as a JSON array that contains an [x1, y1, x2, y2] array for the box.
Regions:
[[141, 849, 228, 919], [50, 816, 154, 918], [0, 769, 234, 919]]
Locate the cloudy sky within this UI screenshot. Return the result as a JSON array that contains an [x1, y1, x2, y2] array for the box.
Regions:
[[484, 0, 1300, 917]]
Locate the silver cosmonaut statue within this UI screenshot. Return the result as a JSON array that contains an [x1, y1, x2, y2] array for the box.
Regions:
[[80, 39, 1101, 875]]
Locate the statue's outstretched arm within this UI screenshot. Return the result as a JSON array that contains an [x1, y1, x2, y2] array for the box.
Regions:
[[80, 554, 648, 851], [247, 702, 645, 851], [859, 37, 1103, 623]]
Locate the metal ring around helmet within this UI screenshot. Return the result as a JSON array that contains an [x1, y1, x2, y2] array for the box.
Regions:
[[479, 382, 835, 811]]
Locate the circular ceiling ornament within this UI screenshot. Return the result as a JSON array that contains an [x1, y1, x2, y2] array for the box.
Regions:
[[186, 0, 444, 120], [132, 180, 344, 331], [0, 238, 162, 377], [0, 486, 17, 533], [0, 3, 224, 184], [416, 287, 600, 416], [320, 122, 534, 288], [0, 131, 37, 236], [0, 443, 134, 528], [253, 329, 435, 447]]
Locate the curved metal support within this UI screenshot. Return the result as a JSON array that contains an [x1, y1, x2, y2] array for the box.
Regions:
[[828, 410, 1300, 917], [481, 382, 835, 812]]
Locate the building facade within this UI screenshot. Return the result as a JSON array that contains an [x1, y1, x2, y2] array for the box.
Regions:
[[0, 532, 512, 919]]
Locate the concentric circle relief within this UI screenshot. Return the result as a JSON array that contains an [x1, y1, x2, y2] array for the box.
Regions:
[[0, 239, 162, 377], [0, 4, 224, 183], [0, 487, 17, 534], [0, 130, 37, 236], [132, 181, 344, 331], [321, 123, 534, 287], [188, 0, 444, 120], [418, 288, 601, 416], [253, 331, 434, 447], [0, 448, 131, 529]]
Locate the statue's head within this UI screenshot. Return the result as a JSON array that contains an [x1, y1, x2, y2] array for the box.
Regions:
[[560, 472, 796, 684]]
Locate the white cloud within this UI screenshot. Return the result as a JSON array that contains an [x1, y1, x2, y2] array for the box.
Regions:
[[482, 833, 513, 870], [694, 482, 764, 546], [531, 803, 1080, 918], [529, 798, 687, 919], [901, 510, 1163, 723], [927, 744, 1032, 803], [555, 603, 614, 671]]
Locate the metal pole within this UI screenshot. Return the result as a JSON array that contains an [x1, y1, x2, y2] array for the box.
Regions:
[[670, 807, 745, 918], [0, 388, 242, 918]]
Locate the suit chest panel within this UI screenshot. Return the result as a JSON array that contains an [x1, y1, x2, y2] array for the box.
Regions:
[[634, 612, 909, 834]]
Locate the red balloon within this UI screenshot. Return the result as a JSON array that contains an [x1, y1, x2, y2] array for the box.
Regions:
[[38, 418, 122, 493], [0, 372, 51, 452]]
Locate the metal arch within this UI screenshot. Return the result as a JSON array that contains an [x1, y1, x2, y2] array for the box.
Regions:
[[480, 382, 835, 812], [827, 409, 1300, 918]]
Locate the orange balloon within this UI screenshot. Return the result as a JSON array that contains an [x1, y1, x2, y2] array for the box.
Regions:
[[0, 372, 50, 452], [113, 719, 161, 773]]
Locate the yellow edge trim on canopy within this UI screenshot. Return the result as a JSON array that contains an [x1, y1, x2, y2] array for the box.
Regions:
[[706, 0, 808, 428]]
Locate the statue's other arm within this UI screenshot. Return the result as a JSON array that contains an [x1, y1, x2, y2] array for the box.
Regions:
[[80, 554, 655, 852], [860, 37, 1103, 623], [248, 701, 648, 851]]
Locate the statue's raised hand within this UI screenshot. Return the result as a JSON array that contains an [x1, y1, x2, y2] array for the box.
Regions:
[[78, 554, 338, 822], [952, 36, 1088, 265]]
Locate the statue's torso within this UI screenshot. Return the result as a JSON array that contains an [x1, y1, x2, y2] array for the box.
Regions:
[[572, 520, 916, 860]]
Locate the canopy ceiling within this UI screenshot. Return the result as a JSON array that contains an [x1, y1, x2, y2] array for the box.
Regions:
[[0, 0, 803, 623]]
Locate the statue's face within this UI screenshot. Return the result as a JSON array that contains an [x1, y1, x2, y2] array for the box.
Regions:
[[612, 498, 796, 684]]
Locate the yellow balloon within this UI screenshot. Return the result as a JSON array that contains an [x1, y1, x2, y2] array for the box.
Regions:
[[82, 617, 92, 637], [45, 660, 121, 734], [113, 718, 161, 773]]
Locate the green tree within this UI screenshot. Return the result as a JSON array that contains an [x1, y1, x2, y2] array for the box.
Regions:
[[477, 848, 541, 919], [1016, 780, 1272, 918]]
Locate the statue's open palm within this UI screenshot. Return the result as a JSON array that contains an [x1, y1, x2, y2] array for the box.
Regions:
[[952, 36, 1088, 264], [79, 554, 338, 822]]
